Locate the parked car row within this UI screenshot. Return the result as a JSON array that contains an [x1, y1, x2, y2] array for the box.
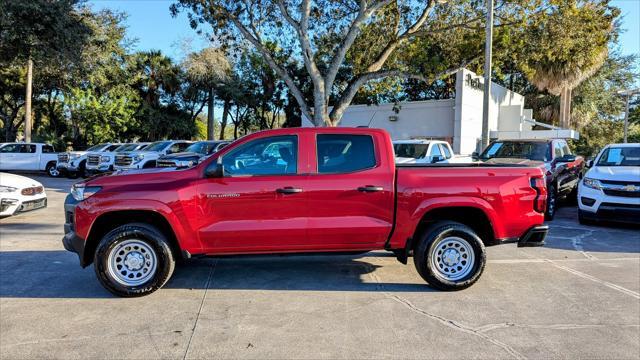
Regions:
[[57, 140, 230, 178]]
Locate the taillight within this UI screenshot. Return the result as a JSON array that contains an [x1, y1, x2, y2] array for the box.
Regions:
[[530, 177, 547, 213]]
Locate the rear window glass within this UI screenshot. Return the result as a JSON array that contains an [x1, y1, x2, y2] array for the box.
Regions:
[[317, 134, 376, 174]]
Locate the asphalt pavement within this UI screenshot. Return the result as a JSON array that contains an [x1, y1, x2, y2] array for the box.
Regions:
[[1, 175, 638, 359]]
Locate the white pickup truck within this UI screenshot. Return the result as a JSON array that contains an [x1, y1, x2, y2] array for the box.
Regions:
[[393, 140, 473, 164], [114, 140, 192, 170], [57, 143, 122, 178], [0, 142, 59, 177], [86, 143, 150, 175]]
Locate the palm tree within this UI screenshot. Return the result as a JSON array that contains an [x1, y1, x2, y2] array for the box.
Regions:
[[183, 47, 231, 139], [521, 1, 616, 128]]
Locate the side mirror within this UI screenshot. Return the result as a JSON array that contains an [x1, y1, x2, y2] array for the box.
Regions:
[[431, 155, 444, 163], [586, 159, 594, 168], [471, 152, 479, 160], [205, 157, 224, 178]]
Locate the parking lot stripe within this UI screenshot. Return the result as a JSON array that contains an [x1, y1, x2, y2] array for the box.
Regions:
[[546, 260, 640, 300]]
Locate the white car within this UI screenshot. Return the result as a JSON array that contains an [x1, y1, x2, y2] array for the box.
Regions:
[[578, 143, 640, 225], [114, 140, 192, 170], [0, 142, 59, 177], [57, 143, 122, 178], [393, 140, 473, 164], [0, 172, 47, 218], [86, 143, 150, 175]]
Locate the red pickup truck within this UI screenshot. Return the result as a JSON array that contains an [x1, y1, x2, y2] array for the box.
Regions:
[[63, 128, 548, 297]]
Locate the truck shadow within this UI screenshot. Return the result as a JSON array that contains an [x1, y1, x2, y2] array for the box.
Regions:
[[0, 251, 434, 299]]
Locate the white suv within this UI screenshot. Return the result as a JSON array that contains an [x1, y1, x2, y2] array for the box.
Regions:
[[86, 143, 150, 175], [114, 140, 191, 170], [578, 143, 640, 225]]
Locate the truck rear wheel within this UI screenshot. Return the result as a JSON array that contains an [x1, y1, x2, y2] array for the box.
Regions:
[[94, 223, 175, 297], [413, 221, 486, 291]]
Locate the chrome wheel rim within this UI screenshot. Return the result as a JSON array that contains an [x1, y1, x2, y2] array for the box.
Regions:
[[48, 167, 59, 177], [430, 236, 475, 281], [107, 239, 157, 286]]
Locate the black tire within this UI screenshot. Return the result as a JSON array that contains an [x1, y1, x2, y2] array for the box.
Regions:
[[94, 223, 176, 297], [45, 162, 60, 177], [545, 184, 557, 221], [413, 221, 486, 291], [143, 161, 156, 169], [78, 160, 87, 178], [566, 184, 578, 205]]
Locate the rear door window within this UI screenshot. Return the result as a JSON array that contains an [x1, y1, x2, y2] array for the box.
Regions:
[[317, 134, 375, 174], [429, 144, 442, 158], [553, 142, 564, 159], [42, 145, 54, 153], [439, 144, 452, 159]]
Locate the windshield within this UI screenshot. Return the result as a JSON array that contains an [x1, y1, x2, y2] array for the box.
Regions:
[[596, 146, 640, 166], [394, 143, 429, 159], [115, 144, 139, 152], [185, 142, 216, 155], [144, 141, 171, 152], [481, 141, 549, 161], [86, 143, 108, 152]]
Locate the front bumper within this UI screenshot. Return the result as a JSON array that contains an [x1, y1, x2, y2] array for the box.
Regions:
[[57, 162, 80, 173], [517, 225, 548, 247], [580, 203, 640, 224], [578, 182, 640, 224], [61, 194, 88, 267], [0, 196, 47, 217]]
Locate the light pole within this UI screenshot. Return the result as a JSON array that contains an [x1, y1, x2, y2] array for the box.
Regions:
[[618, 88, 639, 143], [480, 0, 494, 151]]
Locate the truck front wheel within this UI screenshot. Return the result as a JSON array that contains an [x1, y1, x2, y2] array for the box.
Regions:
[[413, 221, 486, 291], [94, 223, 176, 297]]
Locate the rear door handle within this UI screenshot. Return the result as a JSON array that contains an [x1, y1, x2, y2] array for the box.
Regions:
[[358, 185, 384, 192], [276, 187, 303, 194]]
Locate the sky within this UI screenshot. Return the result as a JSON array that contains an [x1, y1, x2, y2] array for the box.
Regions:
[[89, 0, 639, 79]]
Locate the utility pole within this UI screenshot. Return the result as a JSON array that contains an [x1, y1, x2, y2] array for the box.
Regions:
[[480, 0, 494, 151], [618, 88, 639, 143], [24, 57, 33, 142]]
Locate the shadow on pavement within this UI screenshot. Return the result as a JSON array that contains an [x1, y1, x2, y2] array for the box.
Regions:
[[542, 207, 640, 254], [0, 251, 434, 299]]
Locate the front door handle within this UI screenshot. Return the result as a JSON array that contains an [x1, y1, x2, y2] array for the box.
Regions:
[[276, 187, 303, 194], [358, 185, 384, 192]]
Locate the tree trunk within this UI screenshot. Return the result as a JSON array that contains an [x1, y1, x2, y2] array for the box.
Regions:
[[207, 87, 215, 140], [219, 99, 230, 140], [24, 57, 33, 142], [559, 87, 572, 129]]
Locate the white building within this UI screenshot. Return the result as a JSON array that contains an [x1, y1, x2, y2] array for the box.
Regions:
[[304, 69, 576, 155]]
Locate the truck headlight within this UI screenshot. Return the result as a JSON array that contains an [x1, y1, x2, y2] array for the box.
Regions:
[[582, 177, 602, 190], [0, 186, 18, 193], [100, 156, 111, 163], [71, 184, 101, 201], [133, 154, 144, 163]]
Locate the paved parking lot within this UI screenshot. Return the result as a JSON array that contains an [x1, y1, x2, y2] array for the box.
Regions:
[[1, 175, 639, 359]]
